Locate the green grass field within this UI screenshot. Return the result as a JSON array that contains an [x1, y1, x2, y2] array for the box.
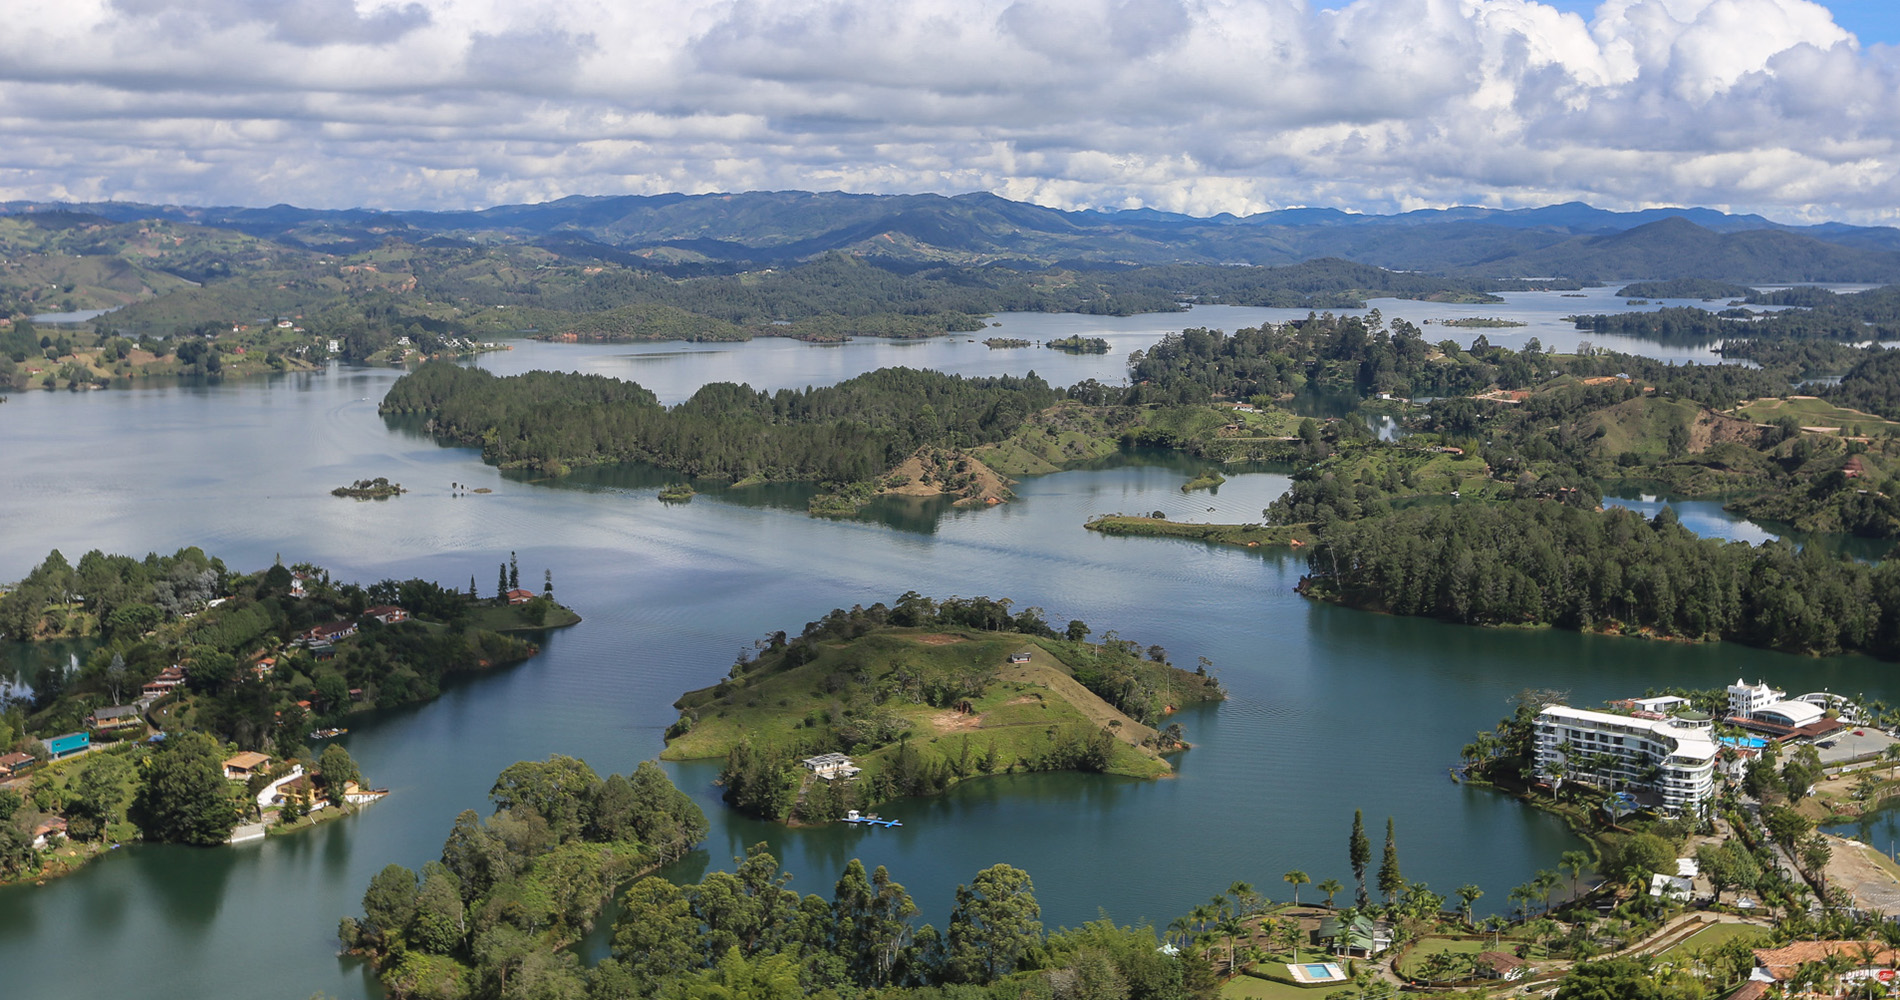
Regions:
[[1656, 923, 1769, 956], [464, 600, 582, 633], [1734, 396, 1900, 436], [1222, 974, 1334, 1000]]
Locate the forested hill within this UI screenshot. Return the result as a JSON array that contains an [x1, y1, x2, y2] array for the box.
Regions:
[[381, 362, 1064, 481]]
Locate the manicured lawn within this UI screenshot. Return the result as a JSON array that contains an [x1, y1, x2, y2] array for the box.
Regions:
[[1658, 923, 1769, 956], [1396, 937, 1488, 978], [1222, 974, 1332, 1000]]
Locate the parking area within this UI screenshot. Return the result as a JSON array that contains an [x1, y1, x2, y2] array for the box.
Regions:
[[1816, 726, 1897, 766]]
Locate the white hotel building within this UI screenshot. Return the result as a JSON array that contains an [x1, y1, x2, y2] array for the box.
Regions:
[[1532, 705, 1719, 816]]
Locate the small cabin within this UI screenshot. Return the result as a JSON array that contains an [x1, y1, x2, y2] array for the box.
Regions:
[[222, 751, 272, 781], [1008, 650, 1033, 664]]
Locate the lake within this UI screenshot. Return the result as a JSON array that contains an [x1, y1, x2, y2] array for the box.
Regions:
[[0, 312, 1892, 1000]]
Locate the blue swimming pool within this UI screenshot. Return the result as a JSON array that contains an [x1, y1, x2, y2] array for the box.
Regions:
[[1721, 736, 1768, 750], [1304, 965, 1337, 978]]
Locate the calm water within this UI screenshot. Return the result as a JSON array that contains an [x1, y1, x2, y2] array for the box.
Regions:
[[0, 315, 1890, 1000]]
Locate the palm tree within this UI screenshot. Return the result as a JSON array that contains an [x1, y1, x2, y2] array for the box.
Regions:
[[1507, 883, 1534, 923], [1456, 884, 1484, 928], [1483, 914, 1509, 951], [1559, 850, 1590, 902], [1533, 869, 1562, 916], [1318, 878, 1344, 908], [1229, 880, 1259, 917], [1285, 869, 1311, 908]]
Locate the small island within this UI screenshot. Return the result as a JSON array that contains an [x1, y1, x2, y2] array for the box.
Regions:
[[1435, 317, 1527, 328], [1086, 515, 1314, 549], [662, 594, 1222, 824], [331, 477, 405, 500], [1045, 334, 1111, 354], [657, 483, 695, 503], [1181, 470, 1226, 492], [983, 337, 1031, 349]]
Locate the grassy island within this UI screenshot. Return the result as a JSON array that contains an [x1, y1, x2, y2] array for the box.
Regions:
[[1181, 470, 1226, 492], [656, 482, 695, 503], [1436, 317, 1527, 328], [1085, 516, 1313, 550], [983, 337, 1031, 348], [330, 477, 405, 500], [662, 594, 1222, 824], [1046, 334, 1111, 354]]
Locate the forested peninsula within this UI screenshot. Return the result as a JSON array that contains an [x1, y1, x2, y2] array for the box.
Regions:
[[0, 547, 572, 879], [664, 594, 1221, 825]]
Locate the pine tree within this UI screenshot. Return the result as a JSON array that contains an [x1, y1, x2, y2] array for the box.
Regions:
[[1349, 809, 1370, 907], [498, 563, 507, 600], [1378, 816, 1403, 905], [509, 551, 519, 591], [469, 575, 477, 597], [543, 568, 553, 598]]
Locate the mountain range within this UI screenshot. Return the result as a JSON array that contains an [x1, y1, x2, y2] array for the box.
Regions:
[[7, 191, 1900, 282]]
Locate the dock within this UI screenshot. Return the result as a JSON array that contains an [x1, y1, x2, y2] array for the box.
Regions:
[[841, 810, 902, 828]]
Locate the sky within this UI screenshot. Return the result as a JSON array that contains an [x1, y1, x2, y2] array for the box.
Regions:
[[2, 0, 1899, 224]]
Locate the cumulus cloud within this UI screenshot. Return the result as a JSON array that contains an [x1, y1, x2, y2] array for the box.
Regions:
[[0, 0, 1893, 223]]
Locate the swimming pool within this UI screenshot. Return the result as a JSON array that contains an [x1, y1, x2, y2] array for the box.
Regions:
[[1303, 965, 1335, 978], [1721, 736, 1767, 750]]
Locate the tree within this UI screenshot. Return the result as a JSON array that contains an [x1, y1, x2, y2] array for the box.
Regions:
[[361, 863, 419, 947], [70, 751, 135, 838], [1607, 832, 1673, 888], [1378, 817, 1403, 905], [1555, 957, 1665, 1000], [612, 877, 704, 983], [1349, 810, 1371, 907], [509, 551, 519, 591], [947, 863, 1042, 983], [319, 744, 362, 804], [833, 859, 918, 987], [1066, 620, 1089, 642], [104, 652, 127, 705], [410, 861, 467, 954], [1560, 850, 1591, 902], [1456, 884, 1484, 927], [128, 730, 238, 845], [1318, 878, 1343, 908], [1696, 841, 1759, 905], [1284, 870, 1310, 907], [498, 563, 507, 600]]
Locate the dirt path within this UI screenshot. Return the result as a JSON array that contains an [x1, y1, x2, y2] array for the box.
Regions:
[[1827, 835, 1900, 915]]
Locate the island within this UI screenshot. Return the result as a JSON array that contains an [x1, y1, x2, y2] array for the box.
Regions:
[[1085, 515, 1313, 550], [1181, 469, 1226, 492], [331, 477, 406, 499], [1045, 334, 1111, 354], [0, 546, 578, 883], [983, 336, 1031, 348], [656, 482, 695, 503], [660, 594, 1222, 824]]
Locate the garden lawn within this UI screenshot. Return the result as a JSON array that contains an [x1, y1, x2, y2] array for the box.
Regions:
[[1657, 923, 1769, 957]]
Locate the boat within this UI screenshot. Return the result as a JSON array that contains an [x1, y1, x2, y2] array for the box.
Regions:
[[309, 728, 348, 740]]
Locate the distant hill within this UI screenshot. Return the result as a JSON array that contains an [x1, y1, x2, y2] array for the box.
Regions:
[[6, 191, 1898, 279]]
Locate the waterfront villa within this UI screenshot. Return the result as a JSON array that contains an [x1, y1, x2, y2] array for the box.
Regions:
[[505, 588, 536, 605], [802, 753, 862, 781], [1532, 705, 1717, 816], [1316, 914, 1393, 957]]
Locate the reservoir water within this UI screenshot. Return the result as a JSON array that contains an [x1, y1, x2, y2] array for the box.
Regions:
[[0, 306, 1890, 1000]]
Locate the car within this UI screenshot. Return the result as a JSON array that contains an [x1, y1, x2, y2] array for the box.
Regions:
[[1820, 740, 1837, 748], [1856, 729, 1867, 736]]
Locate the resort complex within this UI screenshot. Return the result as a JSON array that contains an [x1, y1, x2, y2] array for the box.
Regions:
[[1532, 705, 1718, 816]]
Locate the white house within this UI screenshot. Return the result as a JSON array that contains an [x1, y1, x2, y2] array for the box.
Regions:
[[1533, 705, 1717, 816], [802, 753, 862, 781]]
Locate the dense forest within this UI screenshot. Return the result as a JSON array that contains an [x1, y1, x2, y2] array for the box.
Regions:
[[383, 362, 1063, 482], [344, 756, 1216, 1000], [1300, 501, 1900, 657]]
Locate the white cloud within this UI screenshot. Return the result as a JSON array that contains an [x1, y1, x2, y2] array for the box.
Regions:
[[0, 0, 1893, 223]]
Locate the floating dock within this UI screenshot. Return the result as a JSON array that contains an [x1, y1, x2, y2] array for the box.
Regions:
[[841, 810, 902, 828]]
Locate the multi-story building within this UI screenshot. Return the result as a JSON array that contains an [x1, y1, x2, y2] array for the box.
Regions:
[[1533, 705, 1718, 816], [1727, 679, 1785, 719]]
